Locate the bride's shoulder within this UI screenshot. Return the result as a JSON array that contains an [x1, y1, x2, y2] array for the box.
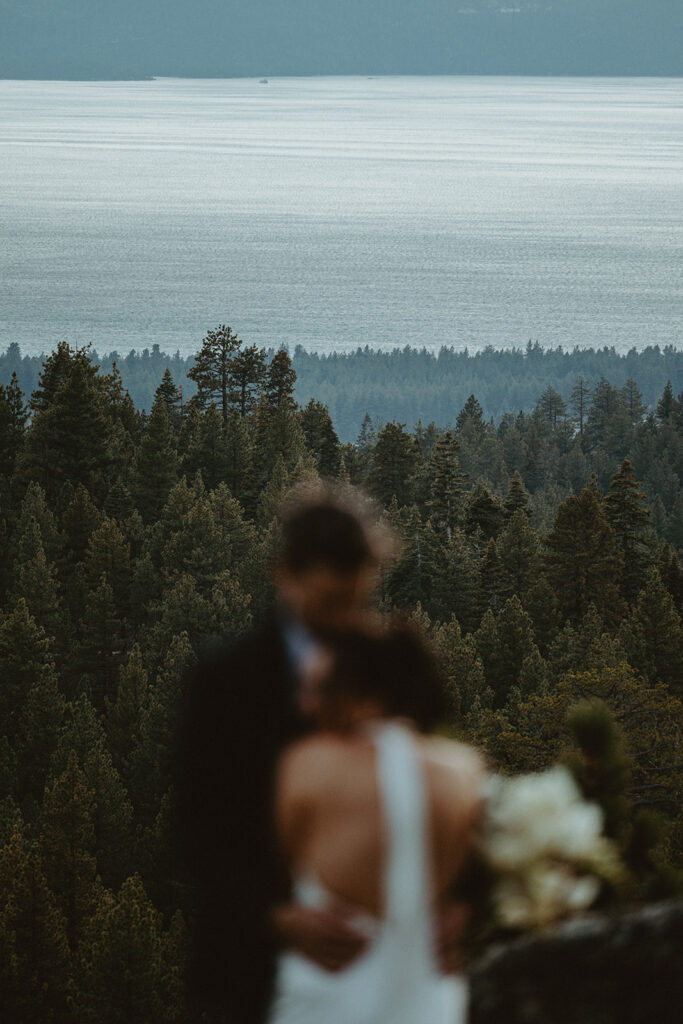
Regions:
[[278, 732, 365, 788], [420, 736, 487, 796]]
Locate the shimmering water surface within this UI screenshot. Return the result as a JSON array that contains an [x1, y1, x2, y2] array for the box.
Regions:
[[1, 76, 681, 356]]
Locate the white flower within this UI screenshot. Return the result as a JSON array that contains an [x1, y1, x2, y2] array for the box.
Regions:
[[479, 766, 621, 929]]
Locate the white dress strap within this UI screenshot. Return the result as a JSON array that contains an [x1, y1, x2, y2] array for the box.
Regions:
[[375, 722, 431, 929]]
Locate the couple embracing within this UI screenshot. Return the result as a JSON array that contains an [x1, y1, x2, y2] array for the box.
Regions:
[[176, 487, 485, 1024]]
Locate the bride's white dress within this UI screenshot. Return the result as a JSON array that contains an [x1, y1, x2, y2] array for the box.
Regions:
[[268, 722, 469, 1024]]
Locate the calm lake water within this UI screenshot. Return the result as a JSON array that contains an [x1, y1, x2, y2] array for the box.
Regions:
[[1, 76, 681, 357]]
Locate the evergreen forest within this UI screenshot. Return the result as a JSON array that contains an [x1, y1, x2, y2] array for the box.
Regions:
[[0, 326, 682, 1021]]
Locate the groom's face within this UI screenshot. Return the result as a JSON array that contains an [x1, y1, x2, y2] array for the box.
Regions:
[[276, 562, 377, 636]]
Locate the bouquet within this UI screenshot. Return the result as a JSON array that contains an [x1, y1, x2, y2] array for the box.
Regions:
[[478, 765, 622, 930]]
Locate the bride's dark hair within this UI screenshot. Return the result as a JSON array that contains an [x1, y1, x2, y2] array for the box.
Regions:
[[326, 622, 446, 732]]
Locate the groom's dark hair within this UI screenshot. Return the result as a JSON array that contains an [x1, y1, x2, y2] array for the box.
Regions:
[[278, 485, 393, 574]]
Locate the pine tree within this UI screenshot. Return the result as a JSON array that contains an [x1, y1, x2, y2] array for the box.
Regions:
[[503, 469, 531, 519], [256, 454, 295, 527], [84, 516, 132, 619], [656, 541, 683, 614], [521, 423, 547, 492], [132, 395, 178, 524], [154, 368, 183, 430], [145, 571, 251, 664], [545, 480, 625, 625], [98, 361, 140, 439], [159, 486, 233, 594], [535, 385, 567, 428], [433, 615, 488, 717], [656, 380, 679, 424], [584, 377, 625, 451], [187, 324, 242, 424], [0, 372, 28, 480], [300, 399, 342, 477], [9, 518, 61, 637], [676, 388, 683, 433], [356, 412, 378, 458], [105, 644, 149, 788], [627, 568, 683, 696], [250, 396, 308, 502], [479, 537, 504, 613], [668, 493, 683, 551], [464, 482, 505, 541], [30, 341, 96, 413], [265, 348, 297, 410], [455, 394, 484, 434], [622, 378, 646, 425], [176, 399, 200, 466], [426, 431, 467, 540], [82, 740, 134, 889], [604, 458, 654, 603], [0, 827, 72, 1024], [61, 484, 103, 571], [436, 528, 482, 635], [223, 407, 255, 502], [382, 505, 446, 619], [13, 480, 62, 565], [77, 576, 127, 712], [14, 667, 64, 811], [207, 482, 257, 572], [413, 420, 441, 460], [103, 476, 135, 523], [40, 750, 97, 949], [19, 358, 112, 504], [230, 343, 267, 416], [547, 604, 628, 682], [51, 694, 107, 778], [604, 403, 635, 462], [497, 509, 541, 600], [132, 632, 195, 825], [570, 375, 592, 436], [337, 443, 363, 486], [368, 422, 421, 507], [180, 402, 231, 490], [0, 599, 58, 753], [474, 596, 544, 707], [76, 874, 168, 1024]]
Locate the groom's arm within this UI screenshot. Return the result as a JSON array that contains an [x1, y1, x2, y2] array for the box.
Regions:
[[175, 635, 284, 1022], [435, 902, 471, 973], [271, 903, 369, 972]]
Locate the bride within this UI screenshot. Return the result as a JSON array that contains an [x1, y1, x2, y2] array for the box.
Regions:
[[268, 625, 485, 1024]]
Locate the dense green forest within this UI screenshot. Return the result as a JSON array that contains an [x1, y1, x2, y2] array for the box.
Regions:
[[2, 339, 682, 442], [0, 327, 682, 1021]]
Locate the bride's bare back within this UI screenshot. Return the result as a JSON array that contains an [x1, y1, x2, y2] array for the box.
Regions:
[[276, 728, 484, 917]]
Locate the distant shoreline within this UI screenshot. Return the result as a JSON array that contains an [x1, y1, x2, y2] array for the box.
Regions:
[[2, 73, 682, 83]]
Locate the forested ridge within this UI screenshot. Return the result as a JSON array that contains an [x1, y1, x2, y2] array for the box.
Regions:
[[0, 327, 682, 1021], [3, 340, 682, 442]]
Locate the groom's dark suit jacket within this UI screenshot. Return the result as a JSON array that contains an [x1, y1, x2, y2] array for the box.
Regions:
[[175, 615, 307, 1024]]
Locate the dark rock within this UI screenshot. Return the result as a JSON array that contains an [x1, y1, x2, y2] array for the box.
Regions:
[[469, 901, 683, 1024]]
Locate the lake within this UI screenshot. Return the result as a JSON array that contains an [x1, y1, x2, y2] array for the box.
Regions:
[[1, 76, 681, 357]]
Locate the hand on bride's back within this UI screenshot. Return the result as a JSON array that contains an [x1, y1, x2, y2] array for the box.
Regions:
[[273, 903, 369, 972], [435, 902, 470, 974]]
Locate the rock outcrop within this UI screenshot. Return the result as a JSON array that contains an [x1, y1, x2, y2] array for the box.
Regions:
[[469, 901, 683, 1024]]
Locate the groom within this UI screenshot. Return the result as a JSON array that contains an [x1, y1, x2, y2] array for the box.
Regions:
[[176, 488, 386, 1023]]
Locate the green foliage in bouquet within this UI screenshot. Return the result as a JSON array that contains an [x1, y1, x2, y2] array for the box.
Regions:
[[568, 699, 683, 902]]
